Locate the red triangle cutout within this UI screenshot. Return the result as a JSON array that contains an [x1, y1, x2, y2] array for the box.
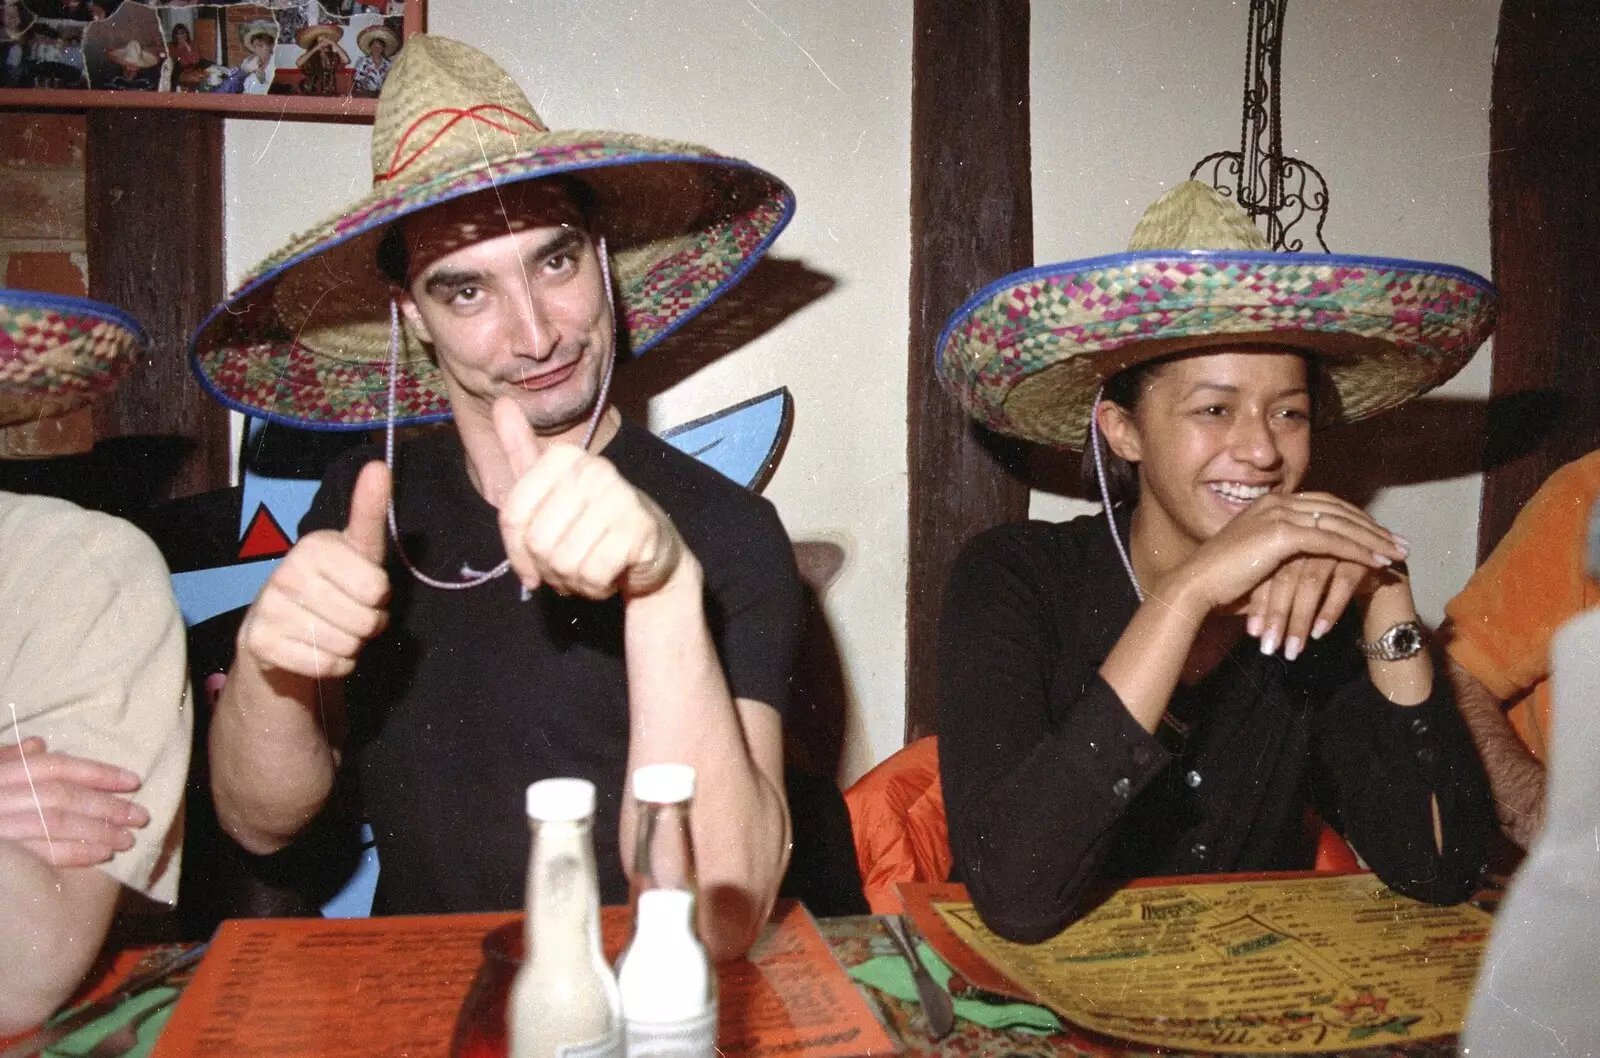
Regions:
[[239, 504, 293, 560]]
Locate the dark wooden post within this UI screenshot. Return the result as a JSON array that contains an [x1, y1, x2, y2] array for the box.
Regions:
[[905, 0, 1033, 742], [86, 109, 230, 501], [1481, 0, 1600, 557]]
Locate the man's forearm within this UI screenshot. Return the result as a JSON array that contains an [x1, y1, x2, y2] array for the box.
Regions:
[[0, 841, 120, 1035], [1446, 657, 1546, 847], [210, 653, 343, 855], [622, 559, 790, 961]]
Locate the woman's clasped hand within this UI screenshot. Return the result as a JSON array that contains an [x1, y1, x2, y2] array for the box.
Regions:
[[1171, 490, 1412, 661]]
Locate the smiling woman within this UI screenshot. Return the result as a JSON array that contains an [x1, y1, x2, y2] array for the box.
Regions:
[[931, 181, 1499, 944]]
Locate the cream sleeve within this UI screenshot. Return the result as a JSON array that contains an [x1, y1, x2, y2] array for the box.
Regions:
[[0, 494, 191, 905]]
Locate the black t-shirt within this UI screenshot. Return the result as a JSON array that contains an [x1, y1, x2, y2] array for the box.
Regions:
[[300, 420, 802, 912]]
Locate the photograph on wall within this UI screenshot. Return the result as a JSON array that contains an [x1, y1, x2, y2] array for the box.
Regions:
[[3, 1, 91, 88], [0, 0, 404, 97], [83, 0, 163, 89]]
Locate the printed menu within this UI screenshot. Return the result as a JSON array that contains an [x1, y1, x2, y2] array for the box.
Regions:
[[152, 902, 894, 1058], [922, 873, 1488, 1054]]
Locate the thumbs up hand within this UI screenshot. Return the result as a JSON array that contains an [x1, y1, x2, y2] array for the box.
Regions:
[[492, 398, 686, 601], [239, 461, 394, 680]]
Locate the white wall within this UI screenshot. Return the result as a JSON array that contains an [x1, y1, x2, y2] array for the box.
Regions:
[[1030, 0, 1499, 626], [223, 0, 913, 784]]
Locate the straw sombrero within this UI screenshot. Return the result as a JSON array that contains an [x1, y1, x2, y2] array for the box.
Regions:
[[936, 181, 1497, 450], [236, 19, 276, 47], [356, 24, 399, 56], [294, 23, 342, 50], [0, 290, 147, 428], [108, 39, 162, 69], [190, 34, 794, 430]]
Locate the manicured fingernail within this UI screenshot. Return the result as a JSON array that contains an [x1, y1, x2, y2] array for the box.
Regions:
[[1392, 533, 1411, 549], [1311, 619, 1331, 641], [1284, 636, 1302, 661], [115, 831, 136, 851], [1247, 614, 1263, 638], [1260, 631, 1279, 656], [127, 804, 150, 826], [118, 769, 142, 787], [1373, 553, 1393, 566]]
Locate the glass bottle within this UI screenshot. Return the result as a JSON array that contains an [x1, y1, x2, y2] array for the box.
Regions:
[[510, 778, 625, 1058], [616, 764, 716, 1058]]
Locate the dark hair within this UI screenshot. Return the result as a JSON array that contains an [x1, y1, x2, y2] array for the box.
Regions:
[[1080, 359, 1160, 509], [1081, 348, 1323, 510], [376, 174, 601, 288]]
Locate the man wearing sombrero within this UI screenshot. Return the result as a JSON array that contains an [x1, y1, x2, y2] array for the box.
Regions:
[[0, 292, 190, 1031], [194, 36, 801, 958], [935, 181, 1495, 943]]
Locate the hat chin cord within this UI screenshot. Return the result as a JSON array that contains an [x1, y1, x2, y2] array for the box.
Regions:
[[383, 235, 618, 591], [1091, 385, 1145, 604]]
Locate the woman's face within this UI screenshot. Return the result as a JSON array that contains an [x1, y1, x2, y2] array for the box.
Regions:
[[1102, 349, 1312, 549], [172, 24, 188, 42], [249, 34, 271, 59]]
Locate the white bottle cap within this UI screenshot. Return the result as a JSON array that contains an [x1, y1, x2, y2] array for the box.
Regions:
[[525, 777, 596, 821], [635, 888, 696, 931], [631, 763, 695, 804]]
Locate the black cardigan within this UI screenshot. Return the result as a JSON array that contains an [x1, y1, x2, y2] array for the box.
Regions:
[[936, 513, 1492, 943]]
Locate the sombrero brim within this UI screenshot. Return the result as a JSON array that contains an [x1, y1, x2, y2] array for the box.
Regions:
[[0, 289, 148, 426], [191, 134, 794, 430], [110, 49, 161, 69], [357, 27, 399, 50], [936, 249, 1497, 450], [296, 27, 341, 47]]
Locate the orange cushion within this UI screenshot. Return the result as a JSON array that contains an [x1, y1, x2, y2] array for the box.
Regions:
[[842, 737, 952, 914]]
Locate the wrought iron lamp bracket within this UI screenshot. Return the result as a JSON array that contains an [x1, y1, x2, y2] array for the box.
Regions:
[[1191, 0, 1331, 252]]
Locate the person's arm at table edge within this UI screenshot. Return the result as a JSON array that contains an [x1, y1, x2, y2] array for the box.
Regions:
[[1442, 649, 1546, 849], [0, 842, 121, 1035], [209, 660, 345, 856], [620, 555, 790, 963]]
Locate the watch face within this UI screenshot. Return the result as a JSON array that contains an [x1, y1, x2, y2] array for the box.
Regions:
[[1389, 624, 1424, 657]]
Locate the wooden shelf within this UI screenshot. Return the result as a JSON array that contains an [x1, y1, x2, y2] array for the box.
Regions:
[[0, 88, 377, 121]]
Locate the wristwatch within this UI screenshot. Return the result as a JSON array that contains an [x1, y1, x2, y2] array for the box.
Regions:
[[1358, 620, 1427, 662]]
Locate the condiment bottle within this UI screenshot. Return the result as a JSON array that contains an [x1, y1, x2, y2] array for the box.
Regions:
[[510, 778, 625, 1058], [616, 764, 716, 1058]]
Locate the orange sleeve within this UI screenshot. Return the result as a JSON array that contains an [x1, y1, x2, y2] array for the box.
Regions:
[[1445, 452, 1600, 701]]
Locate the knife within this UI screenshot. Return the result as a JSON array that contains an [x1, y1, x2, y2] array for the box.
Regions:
[[882, 914, 956, 1039], [0, 942, 207, 1058]]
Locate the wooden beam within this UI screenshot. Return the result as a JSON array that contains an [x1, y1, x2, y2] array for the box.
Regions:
[[905, 0, 1032, 742], [86, 108, 230, 501], [1481, 0, 1600, 558]]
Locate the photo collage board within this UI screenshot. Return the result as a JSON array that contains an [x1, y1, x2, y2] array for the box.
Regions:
[[1, 0, 404, 98]]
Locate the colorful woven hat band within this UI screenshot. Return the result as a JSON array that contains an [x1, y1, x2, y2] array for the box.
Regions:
[[0, 291, 147, 430], [936, 182, 1496, 450], [190, 35, 794, 430]]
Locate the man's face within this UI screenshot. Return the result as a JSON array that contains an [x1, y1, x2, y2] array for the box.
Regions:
[[398, 182, 613, 440]]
